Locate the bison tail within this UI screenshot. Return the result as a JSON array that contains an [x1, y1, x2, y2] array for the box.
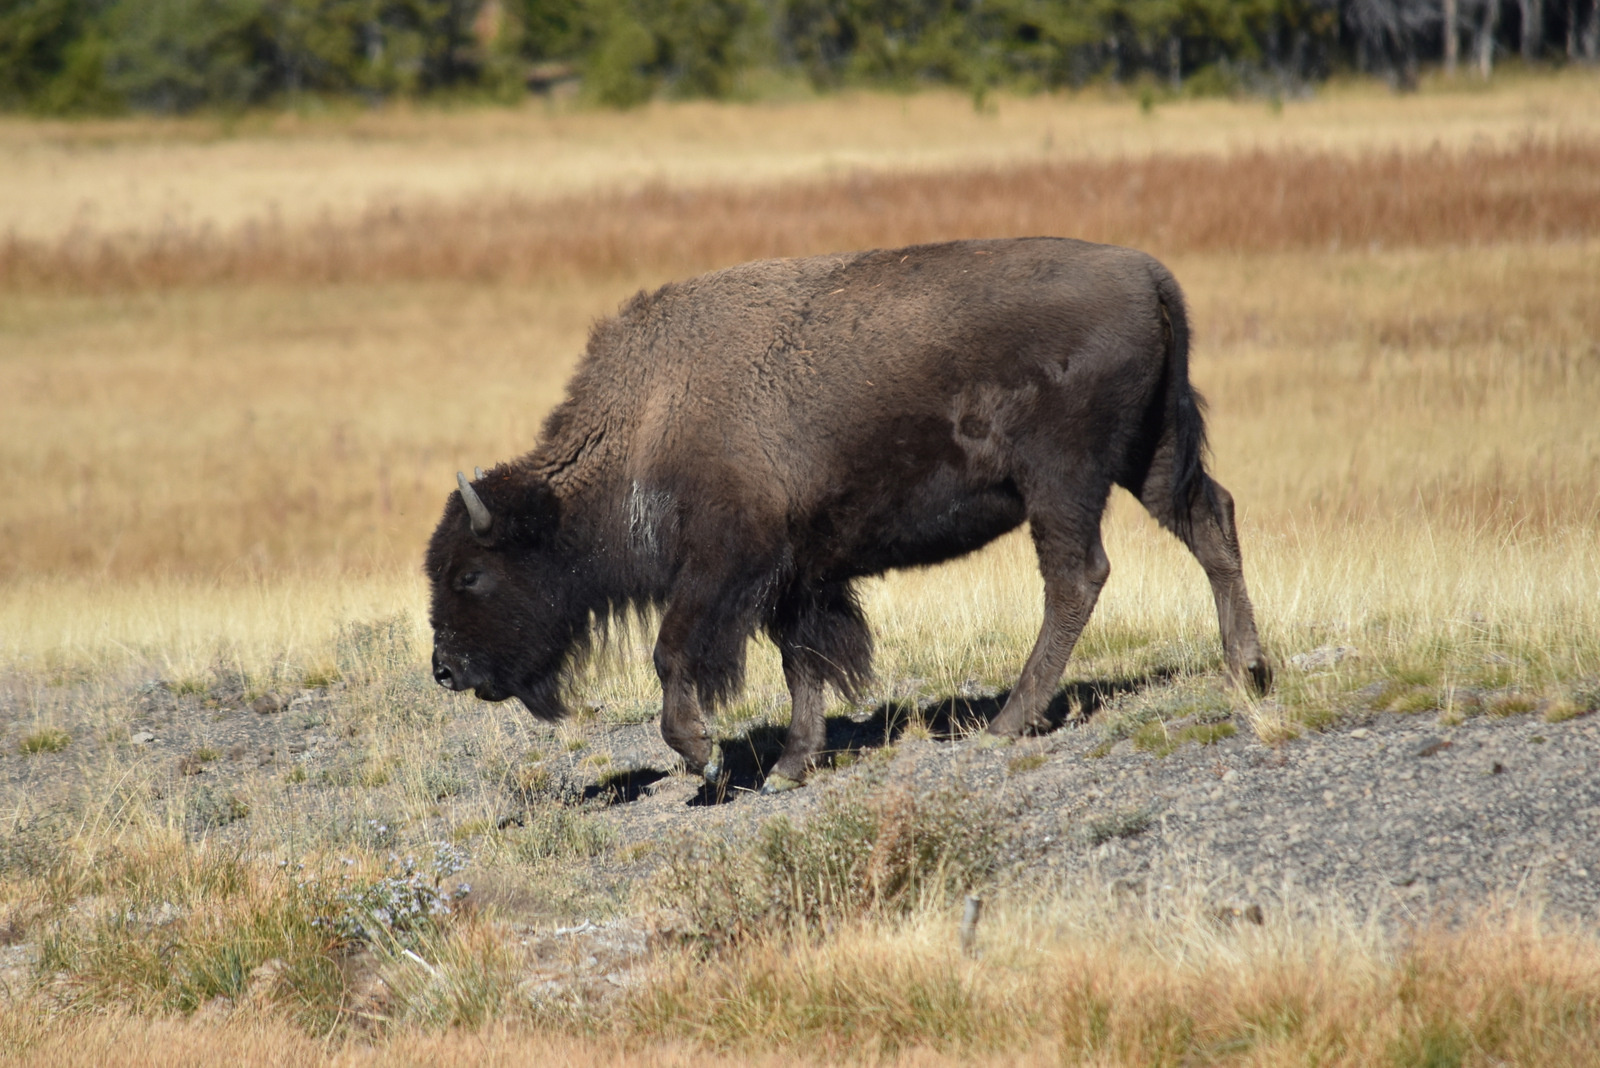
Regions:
[[1151, 263, 1213, 541]]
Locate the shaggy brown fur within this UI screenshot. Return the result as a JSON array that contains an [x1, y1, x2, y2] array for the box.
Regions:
[[426, 237, 1269, 787]]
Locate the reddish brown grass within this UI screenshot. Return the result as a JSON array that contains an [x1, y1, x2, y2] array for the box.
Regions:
[[4, 140, 1597, 292]]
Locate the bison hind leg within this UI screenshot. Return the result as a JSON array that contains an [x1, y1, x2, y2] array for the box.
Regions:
[[987, 500, 1112, 739], [764, 581, 874, 789], [1131, 462, 1271, 694]]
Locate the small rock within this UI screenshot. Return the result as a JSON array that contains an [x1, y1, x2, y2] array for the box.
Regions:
[[251, 693, 286, 715], [1221, 769, 1239, 783], [1289, 645, 1359, 672], [1416, 738, 1453, 758], [1350, 728, 1370, 739], [130, 731, 156, 744]]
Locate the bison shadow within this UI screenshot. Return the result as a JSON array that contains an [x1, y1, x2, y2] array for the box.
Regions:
[[687, 668, 1175, 806], [583, 767, 671, 804]]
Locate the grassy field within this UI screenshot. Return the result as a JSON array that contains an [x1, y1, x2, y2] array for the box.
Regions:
[[3, 73, 1600, 1062], [4, 70, 1598, 246]]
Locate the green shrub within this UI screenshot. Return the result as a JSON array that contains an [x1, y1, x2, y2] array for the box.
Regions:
[[581, 0, 767, 106], [188, 786, 250, 829], [1489, 693, 1539, 718], [1007, 751, 1048, 775], [304, 843, 470, 948], [0, 0, 120, 112], [1082, 806, 1155, 846], [659, 773, 1001, 945], [507, 807, 615, 861], [100, 0, 268, 113], [0, 0, 1361, 114]]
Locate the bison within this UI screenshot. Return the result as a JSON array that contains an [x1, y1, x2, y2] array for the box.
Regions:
[[426, 237, 1270, 792]]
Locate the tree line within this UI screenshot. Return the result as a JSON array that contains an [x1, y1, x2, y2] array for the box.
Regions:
[[2, 0, 1596, 114]]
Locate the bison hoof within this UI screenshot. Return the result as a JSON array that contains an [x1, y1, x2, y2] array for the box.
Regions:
[[759, 773, 803, 795], [1238, 657, 1274, 696], [701, 743, 726, 786]]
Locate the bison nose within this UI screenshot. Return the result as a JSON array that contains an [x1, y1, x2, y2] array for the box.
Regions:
[[432, 651, 464, 691]]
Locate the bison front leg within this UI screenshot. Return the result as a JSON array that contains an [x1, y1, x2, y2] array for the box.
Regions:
[[653, 585, 726, 783], [987, 513, 1111, 739], [653, 638, 719, 783], [653, 548, 778, 784]]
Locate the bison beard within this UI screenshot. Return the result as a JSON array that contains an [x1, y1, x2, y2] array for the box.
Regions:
[[425, 237, 1271, 793]]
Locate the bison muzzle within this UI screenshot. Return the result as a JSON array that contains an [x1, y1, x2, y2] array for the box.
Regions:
[[426, 238, 1271, 792]]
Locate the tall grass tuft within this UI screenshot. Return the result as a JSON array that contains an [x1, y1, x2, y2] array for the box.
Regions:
[[657, 773, 1002, 946]]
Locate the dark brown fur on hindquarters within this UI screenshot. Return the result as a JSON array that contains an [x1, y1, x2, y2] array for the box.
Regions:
[[423, 237, 1272, 786]]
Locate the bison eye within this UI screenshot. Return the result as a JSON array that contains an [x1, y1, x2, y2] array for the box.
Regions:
[[457, 569, 499, 595]]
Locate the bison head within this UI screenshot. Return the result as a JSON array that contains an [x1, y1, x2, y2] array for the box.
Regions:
[[424, 469, 587, 721]]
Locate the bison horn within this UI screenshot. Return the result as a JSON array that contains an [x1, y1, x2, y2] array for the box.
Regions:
[[475, 466, 485, 480], [456, 471, 493, 538]]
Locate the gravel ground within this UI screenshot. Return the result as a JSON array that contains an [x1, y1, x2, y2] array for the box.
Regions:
[[932, 707, 1600, 924], [534, 692, 1600, 930], [3, 669, 1597, 936]]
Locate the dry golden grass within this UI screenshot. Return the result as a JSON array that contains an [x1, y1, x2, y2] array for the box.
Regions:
[[5, 70, 1598, 247], [0, 280, 590, 580], [628, 904, 1600, 1065], [6, 880, 1599, 1066]]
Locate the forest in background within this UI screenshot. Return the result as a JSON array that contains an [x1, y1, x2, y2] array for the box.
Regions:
[[2, 0, 1598, 114]]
